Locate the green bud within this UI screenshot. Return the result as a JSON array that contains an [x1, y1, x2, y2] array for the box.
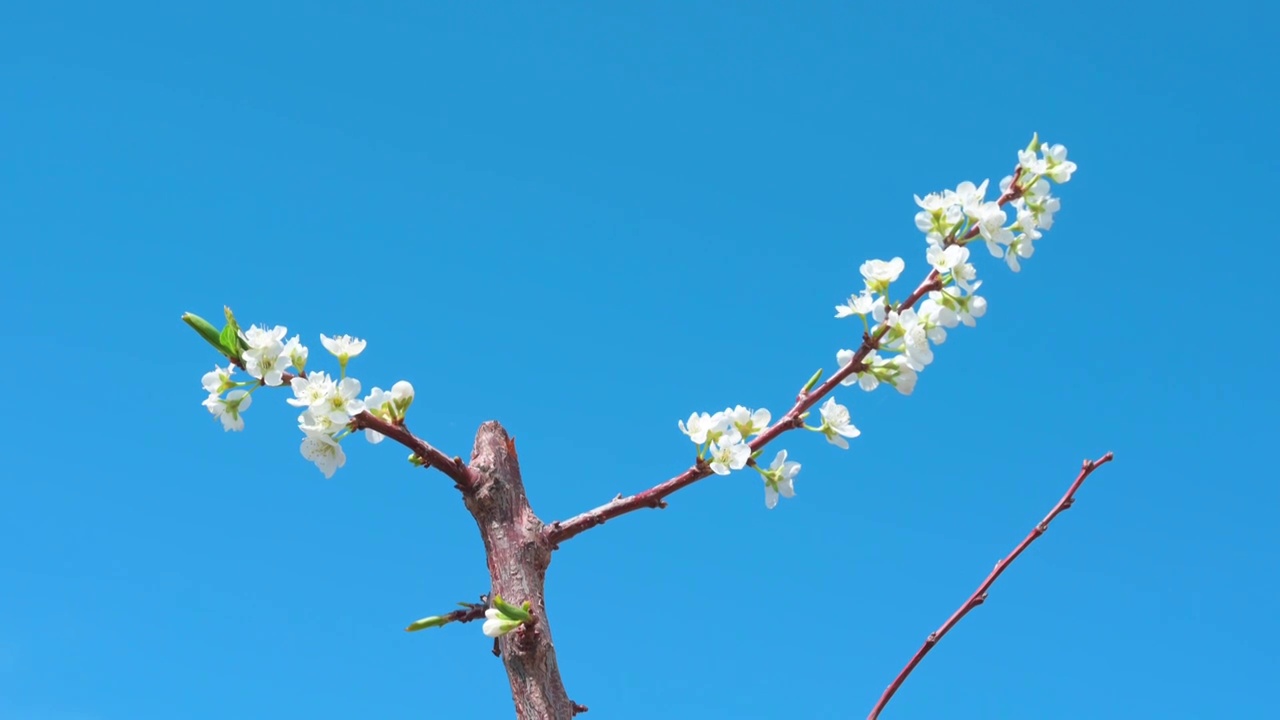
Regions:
[[405, 615, 452, 632], [801, 368, 824, 393], [492, 595, 531, 622], [182, 312, 226, 354], [408, 453, 425, 467], [1025, 132, 1040, 155]]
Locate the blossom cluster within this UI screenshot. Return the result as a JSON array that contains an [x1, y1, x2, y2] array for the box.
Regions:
[[198, 329, 414, 479], [682, 138, 1077, 511]]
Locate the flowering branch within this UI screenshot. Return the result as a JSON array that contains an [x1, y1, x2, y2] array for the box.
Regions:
[[866, 452, 1116, 719], [547, 183, 1013, 545], [184, 136, 1088, 717]]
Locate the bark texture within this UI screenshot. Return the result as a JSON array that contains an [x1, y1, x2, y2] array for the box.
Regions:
[[465, 422, 573, 719]]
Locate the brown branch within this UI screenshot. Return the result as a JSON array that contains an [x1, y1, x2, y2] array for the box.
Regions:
[[866, 451, 1115, 719], [350, 412, 474, 490], [225, 357, 476, 490], [547, 170, 1029, 547]]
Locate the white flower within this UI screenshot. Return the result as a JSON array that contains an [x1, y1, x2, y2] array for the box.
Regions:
[[973, 202, 1014, 258], [927, 244, 970, 275], [298, 408, 340, 436], [1004, 235, 1035, 272], [889, 356, 917, 395], [363, 388, 393, 443], [201, 364, 236, 395], [837, 348, 881, 392], [203, 389, 251, 432], [362, 381, 415, 443], [320, 334, 366, 362], [726, 405, 770, 438], [240, 324, 290, 387], [1036, 195, 1061, 229], [288, 371, 337, 408], [959, 286, 988, 327], [319, 377, 365, 424], [860, 257, 905, 293], [952, 256, 978, 291], [1040, 143, 1077, 183], [240, 324, 288, 352], [1016, 209, 1043, 242], [953, 180, 989, 218], [708, 437, 751, 475], [482, 608, 522, 638], [679, 411, 735, 445], [919, 295, 958, 332], [283, 335, 309, 373], [763, 449, 800, 510], [818, 398, 860, 449], [889, 309, 934, 369], [914, 191, 951, 213], [835, 290, 878, 319], [300, 431, 346, 479], [1018, 148, 1048, 176], [391, 380, 415, 405]]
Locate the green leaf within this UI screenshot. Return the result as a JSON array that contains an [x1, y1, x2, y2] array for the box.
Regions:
[[218, 306, 245, 358], [405, 615, 452, 632], [182, 312, 226, 353]]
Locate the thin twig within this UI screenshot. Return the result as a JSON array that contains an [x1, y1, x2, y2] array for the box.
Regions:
[[350, 412, 474, 490], [866, 452, 1115, 719], [547, 169, 1030, 546]]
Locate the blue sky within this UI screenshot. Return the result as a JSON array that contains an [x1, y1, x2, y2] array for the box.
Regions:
[[2, 2, 1276, 718]]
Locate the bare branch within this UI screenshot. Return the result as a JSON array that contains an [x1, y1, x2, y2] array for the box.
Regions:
[[866, 452, 1116, 719], [350, 412, 474, 490]]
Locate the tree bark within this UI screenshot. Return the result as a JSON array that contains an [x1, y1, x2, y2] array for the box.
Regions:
[[464, 422, 573, 719]]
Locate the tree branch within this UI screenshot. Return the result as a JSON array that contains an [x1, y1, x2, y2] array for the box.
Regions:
[[546, 170, 1028, 547], [866, 452, 1115, 719], [545, 270, 941, 546], [227, 358, 475, 490], [350, 412, 474, 490]]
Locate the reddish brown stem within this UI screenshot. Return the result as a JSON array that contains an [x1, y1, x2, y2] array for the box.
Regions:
[[228, 358, 475, 490], [547, 171, 1028, 546], [350, 412, 473, 490], [866, 452, 1115, 719]]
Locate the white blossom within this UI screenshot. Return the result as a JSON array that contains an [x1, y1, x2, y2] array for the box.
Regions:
[[860, 257, 906, 294], [1040, 143, 1077, 183], [836, 290, 878, 319], [482, 608, 522, 638], [283, 335, 309, 373], [320, 334, 367, 363], [708, 437, 751, 475], [288, 371, 337, 409], [202, 389, 251, 432], [818, 398, 860, 449], [300, 431, 346, 478], [726, 405, 771, 438], [201, 364, 236, 395], [889, 309, 934, 370], [763, 449, 800, 509], [679, 411, 731, 445], [889, 356, 917, 395], [240, 324, 290, 387], [838, 348, 881, 392]]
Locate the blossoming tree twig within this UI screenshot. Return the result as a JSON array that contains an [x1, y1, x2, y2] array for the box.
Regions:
[[182, 136, 1108, 719]]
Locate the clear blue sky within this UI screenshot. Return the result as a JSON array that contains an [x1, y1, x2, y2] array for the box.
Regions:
[[3, 2, 1276, 718]]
